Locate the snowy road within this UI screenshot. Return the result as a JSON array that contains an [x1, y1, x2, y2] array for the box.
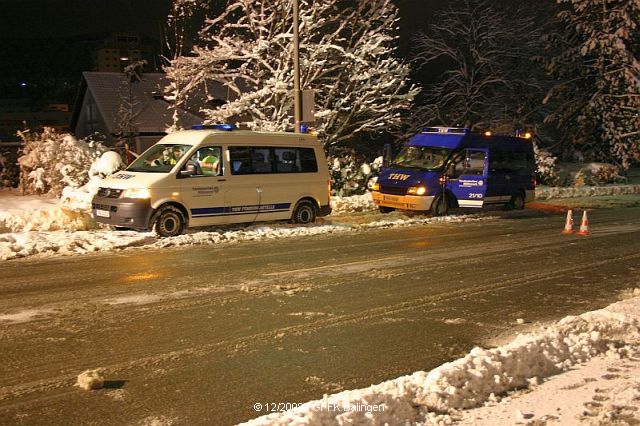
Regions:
[[0, 206, 639, 425]]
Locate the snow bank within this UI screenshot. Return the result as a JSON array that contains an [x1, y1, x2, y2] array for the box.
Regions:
[[536, 184, 640, 200], [330, 194, 376, 214], [241, 291, 640, 425], [0, 214, 491, 261]]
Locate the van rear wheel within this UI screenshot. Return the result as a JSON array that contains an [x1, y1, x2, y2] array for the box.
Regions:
[[153, 205, 186, 237], [508, 192, 526, 210], [291, 200, 316, 224], [379, 206, 395, 214], [432, 195, 449, 216]]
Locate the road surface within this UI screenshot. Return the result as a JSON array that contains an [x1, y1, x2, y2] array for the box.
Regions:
[[1, 206, 639, 425]]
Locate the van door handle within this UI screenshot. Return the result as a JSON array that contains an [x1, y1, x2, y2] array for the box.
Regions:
[[217, 179, 226, 182]]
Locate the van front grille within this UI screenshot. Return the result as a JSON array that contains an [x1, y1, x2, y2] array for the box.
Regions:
[[97, 188, 123, 198], [380, 185, 408, 196], [92, 203, 118, 212]]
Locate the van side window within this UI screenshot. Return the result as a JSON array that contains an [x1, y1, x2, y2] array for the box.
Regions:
[[185, 147, 222, 176], [275, 148, 298, 172], [230, 147, 253, 175], [453, 150, 486, 177], [299, 148, 318, 172], [229, 147, 318, 175]]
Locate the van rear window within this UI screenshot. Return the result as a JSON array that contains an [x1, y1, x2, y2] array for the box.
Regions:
[[230, 147, 318, 175]]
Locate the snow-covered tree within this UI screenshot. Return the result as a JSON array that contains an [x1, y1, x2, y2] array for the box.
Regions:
[[165, 0, 417, 147], [544, 0, 640, 169], [412, 0, 547, 132], [17, 128, 109, 196], [115, 60, 146, 148]]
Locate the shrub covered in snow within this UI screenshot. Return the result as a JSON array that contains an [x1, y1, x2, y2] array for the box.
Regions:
[[533, 142, 559, 185], [328, 148, 381, 196], [17, 128, 109, 196], [60, 150, 126, 211]]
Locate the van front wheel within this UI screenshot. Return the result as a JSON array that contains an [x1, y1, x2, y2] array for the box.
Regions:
[[431, 195, 449, 216], [291, 200, 316, 224], [153, 205, 186, 237]]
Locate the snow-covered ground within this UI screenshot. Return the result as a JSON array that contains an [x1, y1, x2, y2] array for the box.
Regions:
[[242, 289, 640, 425], [0, 188, 492, 261], [1, 183, 638, 261]]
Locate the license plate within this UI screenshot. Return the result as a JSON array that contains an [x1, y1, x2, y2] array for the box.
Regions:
[[96, 209, 110, 218], [383, 195, 399, 202]]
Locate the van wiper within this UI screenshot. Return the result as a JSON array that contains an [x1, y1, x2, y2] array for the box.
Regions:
[[390, 163, 420, 170]]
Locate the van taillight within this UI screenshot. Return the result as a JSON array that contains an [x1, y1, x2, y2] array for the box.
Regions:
[[532, 176, 537, 187]]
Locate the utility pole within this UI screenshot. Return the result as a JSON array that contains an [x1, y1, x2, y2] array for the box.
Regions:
[[292, 0, 302, 133]]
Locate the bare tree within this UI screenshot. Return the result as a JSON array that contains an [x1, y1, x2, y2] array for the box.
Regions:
[[412, 0, 545, 132]]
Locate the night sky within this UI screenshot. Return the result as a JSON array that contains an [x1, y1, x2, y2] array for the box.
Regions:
[[0, 0, 444, 102]]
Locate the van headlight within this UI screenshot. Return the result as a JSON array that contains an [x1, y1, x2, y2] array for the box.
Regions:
[[122, 188, 151, 199], [371, 182, 380, 191], [407, 186, 427, 196]]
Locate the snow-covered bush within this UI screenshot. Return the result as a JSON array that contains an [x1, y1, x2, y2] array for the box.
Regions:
[[533, 142, 559, 185], [328, 148, 381, 196], [591, 163, 626, 185], [0, 149, 19, 188], [17, 128, 109, 196], [60, 150, 126, 211]]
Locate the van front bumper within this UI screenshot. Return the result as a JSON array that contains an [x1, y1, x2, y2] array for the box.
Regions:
[[371, 191, 435, 211], [91, 196, 154, 230]]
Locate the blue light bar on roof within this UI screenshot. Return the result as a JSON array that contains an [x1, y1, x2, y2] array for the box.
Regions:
[[422, 127, 469, 134], [191, 124, 237, 131]]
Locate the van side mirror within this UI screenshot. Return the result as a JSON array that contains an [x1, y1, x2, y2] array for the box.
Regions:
[[382, 144, 392, 168], [179, 164, 197, 177]]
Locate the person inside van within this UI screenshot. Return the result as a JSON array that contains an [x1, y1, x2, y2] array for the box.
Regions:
[[199, 149, 220, 176]]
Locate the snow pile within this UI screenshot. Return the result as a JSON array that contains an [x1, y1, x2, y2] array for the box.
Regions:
[[241, 292, 640, 425], [330, 194, 376, 214], [536, 184, 640, 200], [0, 206, 95, 234], [76, 369, 105, 391], [0, 230, 153, 261]]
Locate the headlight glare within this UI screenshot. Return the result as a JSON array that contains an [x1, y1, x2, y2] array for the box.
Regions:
[[407, 186, 427, 196], [122, 188, 151, 199]]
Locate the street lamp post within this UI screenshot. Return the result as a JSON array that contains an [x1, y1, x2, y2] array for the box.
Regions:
[[292, 0, 302, 133]]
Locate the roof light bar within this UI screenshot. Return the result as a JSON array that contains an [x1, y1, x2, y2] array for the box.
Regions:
[[422, 127, 470, 134], [191, 124, 237, 131]]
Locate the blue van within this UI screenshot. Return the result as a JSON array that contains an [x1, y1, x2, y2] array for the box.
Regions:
[[371, 127, 536, 215]]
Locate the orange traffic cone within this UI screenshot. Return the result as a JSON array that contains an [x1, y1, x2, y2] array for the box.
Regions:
[[576, 210, 590, 236], [561, 209, 574, 234]]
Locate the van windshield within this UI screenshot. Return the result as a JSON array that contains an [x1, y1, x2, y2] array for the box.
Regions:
[[127, 144, 190, 173], [391, 146, 452, 171]]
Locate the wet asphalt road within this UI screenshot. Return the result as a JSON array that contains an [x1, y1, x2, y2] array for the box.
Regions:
[[0, 206, 639, 425]]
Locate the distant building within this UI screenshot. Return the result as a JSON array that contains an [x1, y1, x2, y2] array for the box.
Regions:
[[70, 72, 230, 154], [93, 33, 160, 73]]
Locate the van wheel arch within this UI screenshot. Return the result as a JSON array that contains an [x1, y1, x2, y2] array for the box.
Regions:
[[291, 198, 318, 224], [150, 202, 189, 237]]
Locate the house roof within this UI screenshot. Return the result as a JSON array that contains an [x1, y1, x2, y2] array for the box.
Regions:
[[70, 72, 207, 135]]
